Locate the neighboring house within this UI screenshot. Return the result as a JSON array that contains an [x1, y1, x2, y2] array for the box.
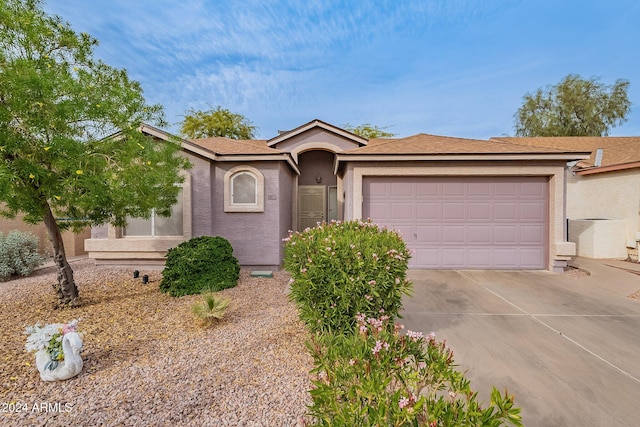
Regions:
[[493, 136, 640, 260], [0, 208, 89, 257], [85, 120, 589, 271]]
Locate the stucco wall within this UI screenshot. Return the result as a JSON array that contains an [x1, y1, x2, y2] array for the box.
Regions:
[[273, 128, 361, 153], [298, 150, 337, 186], [278, 164, 295, 262], [212, 161, 284, 266], [340, 160, 572, 271], [188, 154, 214, 237], [567, 169, 640, 241]]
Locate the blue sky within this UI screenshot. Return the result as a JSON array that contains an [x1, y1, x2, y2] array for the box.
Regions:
[[43, 0, 640, 140]]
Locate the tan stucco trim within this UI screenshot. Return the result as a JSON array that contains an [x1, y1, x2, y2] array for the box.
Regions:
[[216, 154, 300, 175], [349, 165, 573, 271], [290, 142, 344, 162], [337, 154, 590, 168], [223, 165, 265, 213]]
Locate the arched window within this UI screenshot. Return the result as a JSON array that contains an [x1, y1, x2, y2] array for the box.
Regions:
[[231, 172, 257, 205], [224, 166, 264, 212]]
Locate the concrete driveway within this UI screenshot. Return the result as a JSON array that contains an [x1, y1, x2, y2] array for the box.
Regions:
[[401, 258, 640, 427]]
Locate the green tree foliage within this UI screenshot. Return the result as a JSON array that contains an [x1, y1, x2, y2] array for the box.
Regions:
[[514, 74, 631, 137], [0, 0, 190, 305], [180, 106, 257, 139], [343, 123, 395, 138]]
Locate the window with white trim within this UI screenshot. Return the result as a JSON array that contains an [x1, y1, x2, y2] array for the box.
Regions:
[[124, 186, 184, 237], [224, 166, 264, 212]]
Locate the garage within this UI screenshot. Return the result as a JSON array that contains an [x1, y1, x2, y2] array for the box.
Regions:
[[362, 176, 548, 269]]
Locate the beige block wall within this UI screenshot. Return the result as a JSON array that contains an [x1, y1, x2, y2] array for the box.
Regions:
[[566, 169, 640, 258], [567, 169, 640, 240], [0, 211, 89, 257]]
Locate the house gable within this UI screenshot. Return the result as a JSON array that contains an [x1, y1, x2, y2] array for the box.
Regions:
[[267, 119, 367, 160]]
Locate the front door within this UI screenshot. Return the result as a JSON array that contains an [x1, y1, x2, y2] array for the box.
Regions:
[[298, 185, 326, 230]]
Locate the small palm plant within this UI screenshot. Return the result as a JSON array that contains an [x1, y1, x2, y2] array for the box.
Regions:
[[191, 292, 230, 327]]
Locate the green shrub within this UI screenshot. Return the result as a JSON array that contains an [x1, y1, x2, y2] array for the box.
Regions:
[[160, 236, 240, 297], [0, 231, 47, 281], [307, 316, 523, 426], [283, 220, 412, 334]]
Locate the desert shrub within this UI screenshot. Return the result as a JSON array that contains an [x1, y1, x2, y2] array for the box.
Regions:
[[307, 315, 523, 426], [283, 220, 412, 335], [160, 236, 240, 297], [192, 293, 230, 327], [0, 231, 47, 281]]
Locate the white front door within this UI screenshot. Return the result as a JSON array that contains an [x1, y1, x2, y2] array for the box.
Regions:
[[298, 185, 326, 230]]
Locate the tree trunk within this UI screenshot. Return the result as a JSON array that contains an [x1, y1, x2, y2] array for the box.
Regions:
[[42, 201, 79, 306]]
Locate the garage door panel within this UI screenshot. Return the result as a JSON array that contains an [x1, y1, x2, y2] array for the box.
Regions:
[[442, 182, 465, 196], [390, 203, 413, 220], [366, 202, 390, 220], [442, 225, 465, 244], [495, 182, 518, 197], [362, 176, 547, 269], [416, 182, 439, 196], [468, 182, 492, 197], [494, 203, 518, 220], [520, 248, 545, 268], [416, 202, 439, 220], [521, 181, 545, 197], [414, 248, 440, 268], [390, 182, 413, 197], [467, 225, 492, 244], [468, 249, 492, 268], [520, 225, 545, 244], [442, 248, 466, 268], [494, 225, 519, 244], [442, 202, 465, 220], [416, 226, 439, 243], [520, 203, 545, 220], [468, 202, 491, 220], [494, 249, 519, 268]]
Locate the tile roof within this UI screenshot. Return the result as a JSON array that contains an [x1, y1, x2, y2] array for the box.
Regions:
[[343, 133, 577, 155], [188, 137, 283, 155], [492, 137, 640, 168]]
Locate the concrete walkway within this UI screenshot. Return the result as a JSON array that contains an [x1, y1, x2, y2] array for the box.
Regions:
[[401, 259, 640, 426]]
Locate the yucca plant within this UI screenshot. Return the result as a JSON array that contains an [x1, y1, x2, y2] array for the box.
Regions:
[[191, 293, 230, 327]]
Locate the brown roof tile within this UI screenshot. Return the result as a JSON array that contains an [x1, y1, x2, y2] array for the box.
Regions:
[[492, 137, 640, 168], [188, 137, 282, 155], [343, 134, 576, 155]]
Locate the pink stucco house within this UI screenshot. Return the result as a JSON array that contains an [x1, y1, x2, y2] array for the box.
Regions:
[[85, 120, 589, 272]]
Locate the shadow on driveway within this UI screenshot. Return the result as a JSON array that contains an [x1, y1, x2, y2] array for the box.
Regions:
[[401, 265, 640, 427]]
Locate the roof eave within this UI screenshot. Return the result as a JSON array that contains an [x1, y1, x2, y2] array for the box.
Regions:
[[575, 161, 640, 176]]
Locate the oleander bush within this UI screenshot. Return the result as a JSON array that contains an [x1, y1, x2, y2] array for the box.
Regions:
[[160, 236, 240, 297], [307, 315, 523, 427], [0, 231, 47, 281], [283, 220, 412, 334]]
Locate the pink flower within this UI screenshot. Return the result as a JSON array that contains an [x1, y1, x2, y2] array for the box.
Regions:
[[368, 280, 376, 286], [399, 396, 410, 409], [372, 340, 383, 355], [349, 359, 356, 366], [300, 268, 307, 273], [406, 330, 424, 342], [418, 361, 427, 370]]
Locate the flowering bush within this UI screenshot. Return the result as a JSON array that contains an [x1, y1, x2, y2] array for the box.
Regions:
[[25, 320, 80, 371], [307, 315, 523, 426], [283, 220, 412, 334]]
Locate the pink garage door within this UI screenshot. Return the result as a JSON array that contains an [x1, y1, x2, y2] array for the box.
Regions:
[[362, 176, 548, 269]]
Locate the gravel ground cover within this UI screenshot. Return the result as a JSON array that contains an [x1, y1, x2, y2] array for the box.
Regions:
[[0, 259, 312, 426]]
